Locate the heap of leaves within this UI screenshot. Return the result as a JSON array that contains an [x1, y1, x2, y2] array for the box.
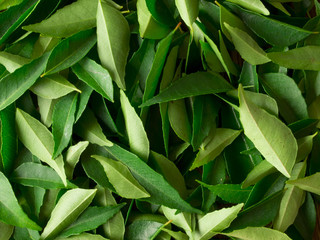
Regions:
[[1, 0, 320, 239]]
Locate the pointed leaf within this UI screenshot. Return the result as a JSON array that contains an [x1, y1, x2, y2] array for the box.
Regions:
[[59, 204, 125, 238], [0, 171, 41, 230], [194, 204, 243, 240], [287, 172, 320, 195], [141, 72, 233, 107], [238, 84, 297, 177], [96, 0, 130, 90], [220, 227, 292, 240], [75, 108, 113, 147], [37, 96, 57, 127], [92, 155, 150, 199], [43, 29, 97, 76], [0, 51, 31, 72], [175, 0, 199, 27], [120, 90, 149, 162], [56, 233, 107, 240], [65, 141, 89, 179], [40, 188, 97, 240], [0, 222, 14, 240], [15, 108, 67, 185], [267, 46, 320, 71], [161, 206, 192, 232], [11, 162, 75, 189], [226, 0, 269, 15], [190, 128, 241, 170], [0, 52, 49, 111], [224, 23, 270, 65], [72, 57, 113, 102]]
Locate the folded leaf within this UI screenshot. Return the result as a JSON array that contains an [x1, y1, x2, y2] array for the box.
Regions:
[[226, 0, 269, 15], [120, 90, 149, 162], [59, 204, 125, 238], [43, 28, 97, 76], [220, 227, 292, 240], [92, 155, 150, 199], [38, 97, 57, 127], [224, 23, 270, 65], [287, 172, 320, 195], [41, 188, 97, 240], [238, 84, 297, 177], [161, 206, 192, 232], [0, 52, 49, 111], [0, 172, 41, 230], [0, 51, 30, 72], [65, 141, 89, 179], [267, 46, 320, 70], [15, 108, 67, 186], [141, 72, 233, 107], [175, 0, 199, 28], [191, 128, 241, 170], [97, 0, 130, 90]]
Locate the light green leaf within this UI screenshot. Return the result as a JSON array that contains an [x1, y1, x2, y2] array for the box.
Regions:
[[267, 46, 320, 71], [40, 188, 97, 240], [96, 0, 130, 90], [273, 161, 306, 232], [0, 52, 49, 111], [296, 133, 316, 162], [220, 227, 292, 240], [65, 141, 89, 179], [190, 128, 241, 170], [15, 108, 67, 186], [161, 206, 192, 232], [136, 0, 170, 39], [72, 57, 113, 102], [287, 172, 320, 195], [13, 227, 41, 240], [32, 36, 60, 59], [0, 0, 23, 10], [175, 0, 199, 27], [0, 171, 41, 230], [238, 84, 297, 178], [0, 222, 13, 240], [43, 28, 97, 76], [31, 73, 80, 100], [56, 233, 107, 240], [92, 155, 150, 199], [193, 204, 243, 240], [224, 23, 270, 65], [120, 90, 149, 162], [261, 73, 308, 123], [59, 204, 125, 238], [74, 81, 94, 122], [141, 72, 233, 107], [23, 0, 100, 37], [161, 229, 189, 240], [37, 96, 58, 127], [226, 0, 269, 15], [0, 51, 30, 72], [52, 93, 78, 158], [75, 108, 113, 147], [11, 162, 75, 189]]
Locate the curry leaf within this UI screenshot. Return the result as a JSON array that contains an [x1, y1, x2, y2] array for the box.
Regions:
[[220, 227, 292, 240], [287, 172, 320, 195], [175, 0, 199, 28]]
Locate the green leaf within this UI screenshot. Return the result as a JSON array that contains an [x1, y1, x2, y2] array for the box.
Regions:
[[226, 0, 269, 15], [32, 35, 60, 59], [126, 220, 164, 240], [52, 93, 78, 158], [175, 0, 199, 28], [0, 171, 41, 230], [296, 133, 316, 162], [43, 29, 97, 76], [37, 96, 57, 127], [161, 229, 189, 240], [72, 57, 113, 102], [74, 81, 94, 122], [30, 73, 80, 100], [74, 108, 113, 147], [273, 161, 306, 232], [40, 188, 97, 240], [56, 233, 107, 240], [96, 0, 130, 90], [11, 162, 75, 189], [0, 0, 39, 45], [267, 46, 320, 71], [136, 0, 170, 39], [0, 52, 49, 111], [59, 204, 125, 238], [193, 204, 243, 240], [261, 73, 308, 123], [200, 40, 224, 72], [65, 141, 89, 179], [120, 90, 149, 162], [238, 84, 297, 178], [161, 206, 192, 232], [220, 227, 292, 240], [0, 51, 31, 72], [105, 144, 202, 213], [23, 0, 100, 37], [13, 226, 41, 240], [0, 104, 17, 175], [0, 0, 23, 10], [0, 222, 13, 240], [226, 2, 313, 46], [141, 72, 233, 107], [198, 182, 252, 204], [287, 172, 320, 195], [92, 155, 151, 199], [224, 23, 270, 65], [190, 128, 241, 170], [15, 108, 67, 186]]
